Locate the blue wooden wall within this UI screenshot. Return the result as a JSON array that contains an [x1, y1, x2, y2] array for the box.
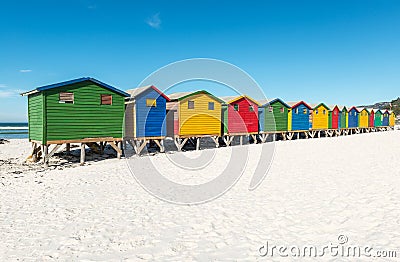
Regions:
[[291, 103, 310, 131], [258, 108, 265, 132], [382, 113, 389, 126], [348, 108, 359, 128], [136, 88, 167, 137]]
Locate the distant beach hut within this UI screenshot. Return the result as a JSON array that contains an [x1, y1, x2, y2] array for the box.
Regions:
[[374, 109, 383, 127], [21, 77, 129, 165], [125, 85, 170, 154], [382, 109, 390, 126], [389, 111, 396, 127], [329, 105, 340, 129], [367, 108, 375, 127], [258, 98, 290, 132], [348, 107, 360, 128], [311, 103, 330, 130], [287, 101, 312, 131], [338, 106, 348, 129], [219, 95, 260, 145], [166, 90, 223, 150], [357, 107, 369, 128]]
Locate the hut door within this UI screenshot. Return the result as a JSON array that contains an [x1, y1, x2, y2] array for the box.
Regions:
[[166, 110, 177, 137]]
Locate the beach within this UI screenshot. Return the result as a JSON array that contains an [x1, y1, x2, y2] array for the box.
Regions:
[[1, 130, 400, 260]]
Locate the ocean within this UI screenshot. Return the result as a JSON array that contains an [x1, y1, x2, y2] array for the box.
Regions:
[[0, 123, 29, 139]]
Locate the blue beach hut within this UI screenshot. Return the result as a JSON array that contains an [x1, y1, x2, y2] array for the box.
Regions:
[[125, 85, 170, 153], [382, 109, 390, 126], [348, 106, 359, 128], [287, 101, 312, 131]]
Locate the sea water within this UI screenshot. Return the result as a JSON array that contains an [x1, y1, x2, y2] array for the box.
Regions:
[[0, 123, 28, 139]]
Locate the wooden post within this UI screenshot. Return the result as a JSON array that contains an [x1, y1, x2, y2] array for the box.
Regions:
[[66, 143, 70, 154], [240, 135, 243, 145], [43, 144, 49, 167], [297, 132, 300, 139], [196, 137, 200, 150], [80, 143, 86, 165]]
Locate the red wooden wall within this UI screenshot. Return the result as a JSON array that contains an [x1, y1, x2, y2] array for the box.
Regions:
[[228, 97, 258, 133]]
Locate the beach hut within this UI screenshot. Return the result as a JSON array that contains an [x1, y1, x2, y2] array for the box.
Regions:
[[367, 108, 375, 127], [357, 107, 369, 128], [258, 98, 290, 132], [220, 95, 260, 145], [338, 106, 348, 129], [125, 85, 170, 154], [329, 105, 340, 129], [311, 103, 330, 130], [287, 101, 312, 131], [389, 111, 396, 127], [166, 90, 223, 150], [348, 107, 360, 128], [382, 109, 390, 126], [21, 77, 129, 165], [374, 109, 383, 127]]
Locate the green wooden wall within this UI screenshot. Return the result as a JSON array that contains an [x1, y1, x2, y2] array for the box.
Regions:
[[264, 101, 288, 131], [28, 93, 44, 141], [28, 81, 126, 143]]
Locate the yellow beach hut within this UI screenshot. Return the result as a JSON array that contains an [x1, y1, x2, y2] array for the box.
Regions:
[[311, 103, 330, 130], [357, 107, 369, 128], [389, 110, 396, 127], [166, 90, 223, 150]]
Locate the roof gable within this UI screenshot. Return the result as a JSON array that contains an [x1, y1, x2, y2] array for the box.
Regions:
[[312, 103, 330, 110], [287, 101, 312, 110], [21, 77, 129, 97], [259, 98, 290, 108], [168, 90, 224, 103], [348, 106, 360, 113], [220, 95, 261, 106], [126, 85, 170, 101]]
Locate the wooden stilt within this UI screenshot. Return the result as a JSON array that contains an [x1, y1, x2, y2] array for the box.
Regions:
[[211, 136, 220, 148], [66, 143, 70, 154], [240, 135, 243, 145], [196, 137, 200, 150], [80, 143, 86, 165]]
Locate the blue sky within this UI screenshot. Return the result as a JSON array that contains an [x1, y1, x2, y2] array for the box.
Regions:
[[1, 0, 400, 122]]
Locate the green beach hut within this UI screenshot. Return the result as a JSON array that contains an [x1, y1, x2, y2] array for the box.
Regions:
[[258, 98, 290, 132], [21, 77, 129, 164]]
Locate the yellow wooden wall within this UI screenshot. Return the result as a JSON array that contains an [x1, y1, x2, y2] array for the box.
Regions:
[[345, 112, 348, 128], [179, 93, 222, 136], [359, 109, 369, 127], [389, 113, 395, 126], [312, 105, 329, 129], [287, 109, 292, 131]]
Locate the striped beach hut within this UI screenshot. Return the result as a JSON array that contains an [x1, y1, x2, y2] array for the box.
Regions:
[[348, 107, 360, 128], [220, 95, 260, 135], [311, 103, 330, 130], [357, 107, 369, 128], [125, 85, 170, 154], [389, 111, 396, 127], [329, 105, 340, 129], [367, 108, 375, 127], [374, 109, 383, 127], [382, 109, 390, 126], [258, 98, 290, 132], [338, 106, 348, 129], [287, 101, 312, 131], [21, 77, 129, 164], [166, 90, 223, 150]]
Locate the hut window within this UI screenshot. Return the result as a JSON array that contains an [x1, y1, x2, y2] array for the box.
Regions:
[[303, 109, 307, 114], [249, 105, 254, 112], [59, 92, 74, 104], [208, 102, 214, 110], [315, 109, 319, 115], [268, 106, 273, 112], [234, 104, 239, 111], [280, 107, 284, 113], [188, 100, 195, 109], [334, 111, 337, 115], [323, 109, 326, 115], [294, 108, 298, 114], [101, 94, 112, 105], [146, 98, 157, 107]]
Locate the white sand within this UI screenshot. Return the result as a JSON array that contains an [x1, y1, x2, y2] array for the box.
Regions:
[[1, 130, 400, 260]]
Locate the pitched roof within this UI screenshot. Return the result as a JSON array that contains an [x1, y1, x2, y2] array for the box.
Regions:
[[21, 77, 129, 97], [357, 107, 368, 112], [167, 90, 224, 103], [126, 85, 170, 101], [310, 103, 330, 110], [286, 101, 312, 110], [348, 106, 360, 112], [258, 98, 290, 108], [337, 105, 348, 111], [219, 95, 261, 106]]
